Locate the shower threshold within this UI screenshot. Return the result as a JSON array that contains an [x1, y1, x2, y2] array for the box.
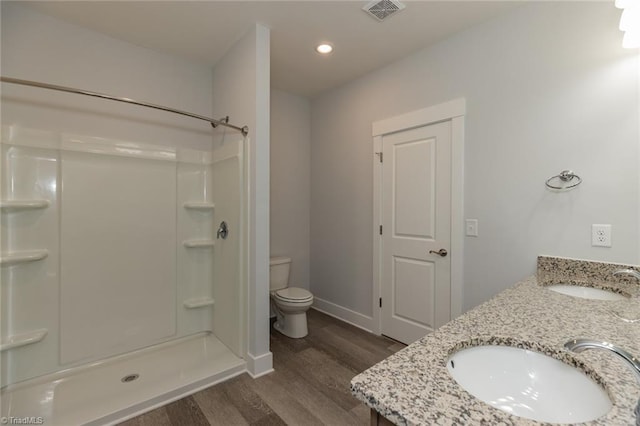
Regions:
[[1, 332, 246, 425]]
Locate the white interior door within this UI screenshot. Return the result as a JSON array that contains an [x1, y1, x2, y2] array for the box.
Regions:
[[381, 121, 451, 344]]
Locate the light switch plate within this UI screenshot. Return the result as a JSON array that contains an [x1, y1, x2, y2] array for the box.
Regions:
[[465, 219, 478, 237]]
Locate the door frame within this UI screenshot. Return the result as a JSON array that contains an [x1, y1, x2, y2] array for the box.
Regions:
[[372, 98, 465, 336]]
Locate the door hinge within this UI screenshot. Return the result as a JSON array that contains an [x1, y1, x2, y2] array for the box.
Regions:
[[379, 297, 382, 308], [379, 225, 383, 235], [375, 152, 383, 163]]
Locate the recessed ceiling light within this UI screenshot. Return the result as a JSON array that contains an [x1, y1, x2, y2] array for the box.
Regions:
[[315, 44, 333, 54]]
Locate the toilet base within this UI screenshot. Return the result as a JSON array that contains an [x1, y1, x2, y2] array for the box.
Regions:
[[273, 311, 308, 338]]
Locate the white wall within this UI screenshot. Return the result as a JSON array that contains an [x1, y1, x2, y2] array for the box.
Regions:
[[1, 3, 213, 150], [270, 89, 311, 289], [211, 24, 272, 376], [311, 2, 639, 317]]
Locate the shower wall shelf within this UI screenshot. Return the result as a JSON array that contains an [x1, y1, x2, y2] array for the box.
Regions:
[[0, 250, 49, 266], [0, 199, 50, 212], [183, 298, 215, 309], [183, 202, 215, 211], [0, 328, 48, 352], [183, 240, 215, 248]]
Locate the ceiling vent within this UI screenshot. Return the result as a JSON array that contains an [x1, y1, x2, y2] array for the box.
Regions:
[[363, 0, 406, 22]]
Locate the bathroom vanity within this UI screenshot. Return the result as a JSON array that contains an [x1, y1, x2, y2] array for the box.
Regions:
[[351, 256, 640, 425]]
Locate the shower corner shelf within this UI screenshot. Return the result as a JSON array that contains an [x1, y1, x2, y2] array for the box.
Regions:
[[0, 249, 49, 266], [183, 202, 215, 211], [183, 240, 215, 248], [183, 297, 215, 309], [0, 199, 50, 212], [0, 328, 48, 352]]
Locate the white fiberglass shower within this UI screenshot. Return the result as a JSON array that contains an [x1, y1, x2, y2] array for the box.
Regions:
[[0, 77, 248, 425]]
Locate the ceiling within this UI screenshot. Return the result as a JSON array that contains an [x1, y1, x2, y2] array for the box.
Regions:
[[26, 1, 523, 98]]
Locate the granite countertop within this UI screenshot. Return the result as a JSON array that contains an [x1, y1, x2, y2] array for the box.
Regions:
[[350, 257, 640, 425]]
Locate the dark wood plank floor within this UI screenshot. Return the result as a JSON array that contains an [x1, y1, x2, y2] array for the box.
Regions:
[[120, 309, 404, 426]]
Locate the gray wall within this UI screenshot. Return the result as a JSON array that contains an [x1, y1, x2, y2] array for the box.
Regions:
[[310, 2, 639, 318], [270, 89, 311, 290]]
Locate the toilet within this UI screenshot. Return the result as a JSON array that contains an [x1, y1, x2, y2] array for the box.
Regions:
[[270, 256, 314, 338]]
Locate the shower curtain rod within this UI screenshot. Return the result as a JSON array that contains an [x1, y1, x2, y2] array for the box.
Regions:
[[0, 76, 249, 136]]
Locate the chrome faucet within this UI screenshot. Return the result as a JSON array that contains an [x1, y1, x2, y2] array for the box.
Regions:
[[612, 269, 640, 305], [565, 339, 640, 425], [613, 269, 640, 281], [564, 339, 640, 383]]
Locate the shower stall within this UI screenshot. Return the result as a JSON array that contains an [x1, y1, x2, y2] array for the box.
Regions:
[[0, 78, 248, 425]]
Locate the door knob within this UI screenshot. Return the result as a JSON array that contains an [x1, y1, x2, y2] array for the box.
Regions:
[[429, 248, 448, 257]]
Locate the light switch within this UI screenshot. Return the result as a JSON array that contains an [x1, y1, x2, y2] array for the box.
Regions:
[[466, 219, 478, 237]]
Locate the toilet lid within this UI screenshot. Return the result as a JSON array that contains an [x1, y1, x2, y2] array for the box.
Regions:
[[275, 287, 313, 302]]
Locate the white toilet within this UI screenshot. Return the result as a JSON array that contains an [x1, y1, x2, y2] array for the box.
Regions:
[[270, 256, 314, 338]]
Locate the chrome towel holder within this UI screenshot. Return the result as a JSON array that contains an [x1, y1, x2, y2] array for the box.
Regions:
[[545, 170, 582, 190]]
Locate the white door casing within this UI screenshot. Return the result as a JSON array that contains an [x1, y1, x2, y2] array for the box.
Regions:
[[372, 98, 465, 341]]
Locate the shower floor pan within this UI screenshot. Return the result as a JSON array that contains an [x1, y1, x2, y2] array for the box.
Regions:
[[1, 332, 246, 425]]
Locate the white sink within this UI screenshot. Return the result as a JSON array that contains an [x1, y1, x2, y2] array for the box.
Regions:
[[546, 284, 627, 301], [447, 345, 612, 423]]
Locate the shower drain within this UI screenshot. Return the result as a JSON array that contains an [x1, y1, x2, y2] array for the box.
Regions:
[[121, 374, 140, 383]]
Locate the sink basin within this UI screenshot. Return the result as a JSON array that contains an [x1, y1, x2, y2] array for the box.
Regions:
[[546, 284, 627, 301], [447, 345, 612, 423]]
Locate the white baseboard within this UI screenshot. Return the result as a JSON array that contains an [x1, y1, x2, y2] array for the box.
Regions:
[[311, 297, 374, 332], [245, 351, 273, 378]]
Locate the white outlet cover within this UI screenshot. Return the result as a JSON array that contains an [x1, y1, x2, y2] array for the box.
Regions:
[[591, 224, 612, 248]]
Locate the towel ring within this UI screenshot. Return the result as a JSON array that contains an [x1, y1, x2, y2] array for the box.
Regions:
[[545, 170, 582, 190]]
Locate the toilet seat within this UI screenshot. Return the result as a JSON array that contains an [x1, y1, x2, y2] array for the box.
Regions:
[[274, 287, 313, 303]]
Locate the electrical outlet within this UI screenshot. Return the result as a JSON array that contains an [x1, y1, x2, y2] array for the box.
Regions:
[[465, 219, 478, 237], [592, 224, 612, 247]]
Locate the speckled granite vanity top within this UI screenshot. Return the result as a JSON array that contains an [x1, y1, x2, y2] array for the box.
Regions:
[[351, 256, 640, 425]]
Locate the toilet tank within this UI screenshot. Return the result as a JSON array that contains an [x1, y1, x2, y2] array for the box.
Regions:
[[269, 256, 291, 291]]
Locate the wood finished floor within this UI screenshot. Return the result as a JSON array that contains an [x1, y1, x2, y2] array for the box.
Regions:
[[119, 310, 405, 426]]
